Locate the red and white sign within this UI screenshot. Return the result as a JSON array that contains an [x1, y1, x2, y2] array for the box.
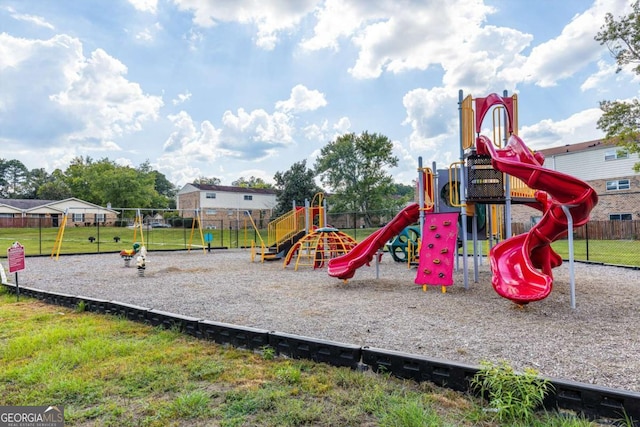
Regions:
[[7, 242, 25, 273]]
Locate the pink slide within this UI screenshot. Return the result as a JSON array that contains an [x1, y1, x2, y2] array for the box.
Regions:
[[476, 134, 598, 304], [328, 203, 420, 280]]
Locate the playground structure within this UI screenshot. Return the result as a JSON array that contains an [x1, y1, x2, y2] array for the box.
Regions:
[[283, 227, 358, 270], [250, 193, 325, 263], [455, 91, 597, 305], [325, 91, 597, 307]]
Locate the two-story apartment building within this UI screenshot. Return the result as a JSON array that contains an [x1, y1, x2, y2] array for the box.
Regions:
[[176, 184, 278, 228], [510, 139, 640, 224]]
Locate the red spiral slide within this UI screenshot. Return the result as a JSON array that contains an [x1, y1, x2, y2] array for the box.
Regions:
[[476, 134, 598, 304], [328, 203, 420, 280]]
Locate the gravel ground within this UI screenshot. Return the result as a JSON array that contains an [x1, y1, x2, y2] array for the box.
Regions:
[[11, 249, 640, 393]]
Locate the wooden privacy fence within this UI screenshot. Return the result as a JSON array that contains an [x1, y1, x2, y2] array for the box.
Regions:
[[512, 220, 639, 240], [0, 217, 53, 228]]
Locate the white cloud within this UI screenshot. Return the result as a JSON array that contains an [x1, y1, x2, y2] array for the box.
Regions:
[[0, 33, 162, 153], [300, 0, 496, 80], [5, 6, 55, 29], [50, 48, 164, 144], [333, 117, 351, 134], [300, 0, 366, 51], [162, 106, 295, 170], [505, 0, 630, 88], [135, 23, 163, 42], [402, 87, 458, 145], [183, 28, 204, 51], [172, 91, 192, 105], [127, 0, 158, 14], [520, 108, 605, 149], [302, 120, 329, 141], [220, 108, 294, 155], [275, 84, 327, 113], [581, 60, 618, 92], [163, 111, 225, 161], [171, 0, 316, 49], [0, 32, 42, 71]]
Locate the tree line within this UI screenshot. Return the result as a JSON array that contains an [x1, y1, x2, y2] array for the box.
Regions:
[[1, 131, 414, 227], [0, 157, 178, 209]]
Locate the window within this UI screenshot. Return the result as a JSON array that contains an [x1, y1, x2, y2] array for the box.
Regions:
[[206, 209, 217, 215], [206, 192, 216, 199], [243, 195, 253, 201], [95, 213, 105, 223], [610, 213, 632, 221], [227, 210, 234, 216], [604, 149, 629, 161], [606, 179, 630, 191], [72, 213, 84, 222]]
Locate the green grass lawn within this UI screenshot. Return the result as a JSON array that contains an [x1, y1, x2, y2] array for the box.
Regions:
[[0, 226, 265, 256], [0, 290, 612, 427], [459, 238, 640, 267]]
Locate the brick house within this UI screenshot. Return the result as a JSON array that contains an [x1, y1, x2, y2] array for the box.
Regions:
[[176, 184, 278, 229], [510, 139, 640, 224], [0, 198, 119, 227]]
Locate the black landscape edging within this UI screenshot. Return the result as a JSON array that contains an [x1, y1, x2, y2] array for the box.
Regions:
[[269, 331, 362, 369], [2, 282, 639, 426], [199, 319, 269, 350], [362, 346, 478, 392]]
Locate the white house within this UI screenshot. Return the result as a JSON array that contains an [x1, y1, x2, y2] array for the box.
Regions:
[[511, 139, 640, 223], [177, 183, 278, 228]]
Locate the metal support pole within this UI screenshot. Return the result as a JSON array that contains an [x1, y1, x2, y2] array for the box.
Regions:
[[459, 90, 469, 289], [503, 89, 512, 239], [432, 161, 438, 213], [472, 209, 479, 282], [561, 205, 577, 309], [304, 199, 310, 235]]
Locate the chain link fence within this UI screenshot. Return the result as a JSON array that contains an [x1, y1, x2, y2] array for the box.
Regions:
[[0, 209, 637, 268], [512, 220, 639, 267]]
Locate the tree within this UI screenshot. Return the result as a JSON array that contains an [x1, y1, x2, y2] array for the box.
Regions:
[[392, 182, 415, 205], [193, 176, 222, 186], [314, 131, 399, 227], [1, 159, 29, 198], [61, 157, 163, 208], [595, 1, 640, 171], [24, 168, 51, 199], [37, 182, 68, 200], [272, 160, 323, 217], [232, 176, 274, 189], [137, 161, 177, 209]]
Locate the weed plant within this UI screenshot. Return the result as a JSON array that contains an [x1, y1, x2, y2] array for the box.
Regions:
[[471, 359, 552, 423]]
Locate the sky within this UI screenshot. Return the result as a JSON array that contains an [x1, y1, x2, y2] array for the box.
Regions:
[[0, 0, 637, 189]]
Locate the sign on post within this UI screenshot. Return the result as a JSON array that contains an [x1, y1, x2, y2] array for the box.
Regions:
[[7, 242, 25, 273]]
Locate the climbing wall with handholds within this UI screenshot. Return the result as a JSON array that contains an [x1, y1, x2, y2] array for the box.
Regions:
[[414, 212, 460, 289]]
